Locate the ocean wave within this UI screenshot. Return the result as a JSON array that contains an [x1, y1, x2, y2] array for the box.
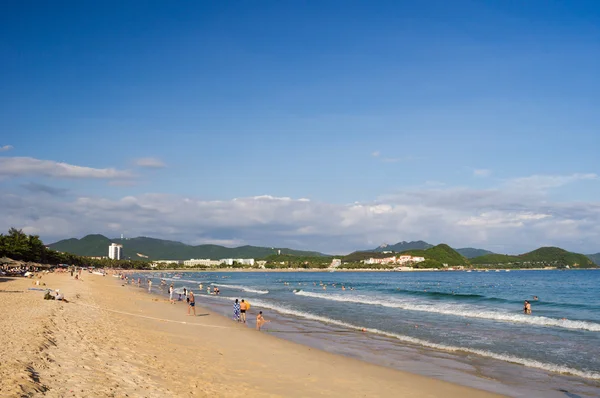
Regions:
[[395, 289, 489, 300], [249, 299, 600, 381], [294, 291, 600, 332], [212, 283, 269, 294], [394, 288, 600, 310], [160, 277, 200, 284]]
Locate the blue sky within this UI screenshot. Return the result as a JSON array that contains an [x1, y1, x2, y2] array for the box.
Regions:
[[1, 1, 599, 254]]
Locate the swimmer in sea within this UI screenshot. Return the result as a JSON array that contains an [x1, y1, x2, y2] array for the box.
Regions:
[[533, 296, 538, 301], [524, 300, 532, 315]]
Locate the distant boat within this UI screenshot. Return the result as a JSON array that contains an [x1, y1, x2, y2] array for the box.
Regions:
[[505, 270, 510, 272], [466, 270, 472, 273]]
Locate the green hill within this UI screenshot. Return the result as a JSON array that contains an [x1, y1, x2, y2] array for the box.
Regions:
[[373, 240, 433, 252], [456, 248, 494, 258], [471, 247, 596, 268], [588, 253, 600, 264], [344, 244, 468, 268], [370, 241, 492, 259], [401, 244, 469, 267], [49, 234, 113, 256], [48, 235, 326, 260]]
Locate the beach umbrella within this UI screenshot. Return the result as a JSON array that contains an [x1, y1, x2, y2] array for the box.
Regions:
[[0, 257, 17, 265]]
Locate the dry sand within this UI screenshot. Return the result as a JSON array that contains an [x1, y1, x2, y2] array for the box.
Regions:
[[0, 273, 505, 397]]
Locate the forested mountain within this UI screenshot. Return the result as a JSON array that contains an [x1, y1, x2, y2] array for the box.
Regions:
[[471, 247, 596, 268], [49, 235, 326, 260], [587, 253, 600, 264], [455, 248, 495, 258], [373, 241, 433, 252]]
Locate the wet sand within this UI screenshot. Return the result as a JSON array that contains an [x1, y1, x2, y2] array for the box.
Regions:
[[0, 273, 504, 397]]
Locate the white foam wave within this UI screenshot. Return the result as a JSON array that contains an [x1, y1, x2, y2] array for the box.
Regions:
[[173, 287, 192, 295], [212, 283, 269, 295], [161, 277, 199, 284], [294, 291, 600, 332], [249, 299, 600, 381]]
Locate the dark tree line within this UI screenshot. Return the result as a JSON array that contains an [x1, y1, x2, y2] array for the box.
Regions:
[[0, 228, 151, 269]]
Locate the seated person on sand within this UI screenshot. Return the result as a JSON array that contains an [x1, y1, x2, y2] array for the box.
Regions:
[[55, 290, 68, 302]]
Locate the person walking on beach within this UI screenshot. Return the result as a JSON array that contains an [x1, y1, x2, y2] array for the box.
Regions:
[[148, 279, 152, 292], [169, 284, 175, 304], [187, 291, 196, 316], [240, 299, 248, 323], [256, 311, 269, 331], [233, 299, 241, 322]]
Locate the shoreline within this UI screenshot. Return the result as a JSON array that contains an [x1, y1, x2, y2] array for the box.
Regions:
[[137, 267, 598, 272], [138, 271, 600, 394], [0, 273, 504, 397]]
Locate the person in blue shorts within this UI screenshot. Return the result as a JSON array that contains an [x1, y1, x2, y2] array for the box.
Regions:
[[187, 291, 196, 316]]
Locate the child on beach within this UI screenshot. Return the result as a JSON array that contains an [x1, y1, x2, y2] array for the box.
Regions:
[[187, 291, 196, 316], [256, 311, 269, 331]]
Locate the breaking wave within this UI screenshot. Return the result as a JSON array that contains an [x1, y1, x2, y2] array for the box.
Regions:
[[294, 291, 600, 332], [250, 298, 600, 381]]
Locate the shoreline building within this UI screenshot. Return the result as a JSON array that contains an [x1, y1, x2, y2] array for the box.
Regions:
[[220, 258, 255, 266], [364, 255, 425, 265], [108, 243, 123, 260], [183, 259, 221, 267]]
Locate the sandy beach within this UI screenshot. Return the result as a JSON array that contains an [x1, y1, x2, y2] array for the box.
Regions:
[[0, 273, 504, 397]]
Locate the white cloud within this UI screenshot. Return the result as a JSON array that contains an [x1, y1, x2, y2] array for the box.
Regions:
[[1, 176, 599, 254], [134, 157, 166, 169], [0, 145, 14, 152], [505, 173, 597, 191], [0, 157, 133, 179], [473, 169, 492, 177], [371, 151, 380, 157]]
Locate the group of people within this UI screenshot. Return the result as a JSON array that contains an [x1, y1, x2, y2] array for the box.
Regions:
[[233, 298, 268, 330], [43, 289, 67, 302]]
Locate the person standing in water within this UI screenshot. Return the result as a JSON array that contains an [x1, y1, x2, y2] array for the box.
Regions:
[[187, 291, 196, 316], [524, 300, 532, 314], [148, 279, 152, 292], [169, 284, 175, 304], [233, 299, 241, 322]]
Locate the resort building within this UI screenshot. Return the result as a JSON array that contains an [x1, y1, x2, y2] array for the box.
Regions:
[[219, 258, 255, 266], [330, 258, 342, 268], [364, 255, 426, 265], [108, 243, 123, 260], [153, 260, 183, 266], [183, 259, 220, 267]]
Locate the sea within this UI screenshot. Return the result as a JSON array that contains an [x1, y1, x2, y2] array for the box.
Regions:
[[129, 269, 600, 397]]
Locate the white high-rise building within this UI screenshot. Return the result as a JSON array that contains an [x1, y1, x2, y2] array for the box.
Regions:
[[108, 243, 123, 260]]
